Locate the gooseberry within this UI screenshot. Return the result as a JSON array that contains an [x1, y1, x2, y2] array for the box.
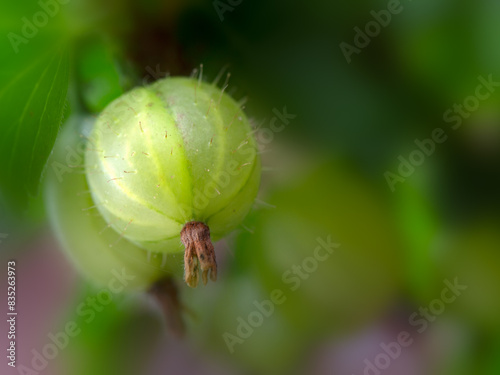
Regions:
[[84, 77, 261, 287], [236, 160, 401, 334]]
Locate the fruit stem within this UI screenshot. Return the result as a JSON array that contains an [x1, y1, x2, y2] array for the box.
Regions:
[[181, 221, 217, 288], [149, 277, 185, 337]]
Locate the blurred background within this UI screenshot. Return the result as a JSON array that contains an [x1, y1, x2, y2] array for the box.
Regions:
[[1, 0, 500, 374]]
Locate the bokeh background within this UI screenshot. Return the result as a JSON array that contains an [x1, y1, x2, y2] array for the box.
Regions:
[[1, 0, 500, 374]]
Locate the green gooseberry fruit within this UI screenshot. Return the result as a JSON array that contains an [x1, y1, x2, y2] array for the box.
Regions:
[[45, 116, 178, 291], [236, 160, 401, 334], [85, 77, 261, 287], [436, 218, 500, 334]]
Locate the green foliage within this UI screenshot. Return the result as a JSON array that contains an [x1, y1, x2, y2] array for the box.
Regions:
[[0, 3, 70, 211]]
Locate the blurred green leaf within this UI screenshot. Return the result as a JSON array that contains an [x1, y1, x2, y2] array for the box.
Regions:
[[0, 1, 71, 212], [0, 47, 70, 210], [394, 178, 442, 302]]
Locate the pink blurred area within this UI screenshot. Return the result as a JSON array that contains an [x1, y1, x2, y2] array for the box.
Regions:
[[1, 233, 79, 375]]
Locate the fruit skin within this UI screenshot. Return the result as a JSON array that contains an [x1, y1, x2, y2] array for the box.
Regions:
[[85, 77, 260, 254], [45, 116, 180, 290]]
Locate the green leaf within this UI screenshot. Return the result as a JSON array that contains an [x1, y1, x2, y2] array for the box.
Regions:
[[0, 1, 72, 212], [0, 47, 70, 210]]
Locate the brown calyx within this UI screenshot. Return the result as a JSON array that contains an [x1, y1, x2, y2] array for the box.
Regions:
[[180, 221, 217, 288]]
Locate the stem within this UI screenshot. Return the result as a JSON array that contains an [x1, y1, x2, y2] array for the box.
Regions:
[[148, 277, 185, 337]]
